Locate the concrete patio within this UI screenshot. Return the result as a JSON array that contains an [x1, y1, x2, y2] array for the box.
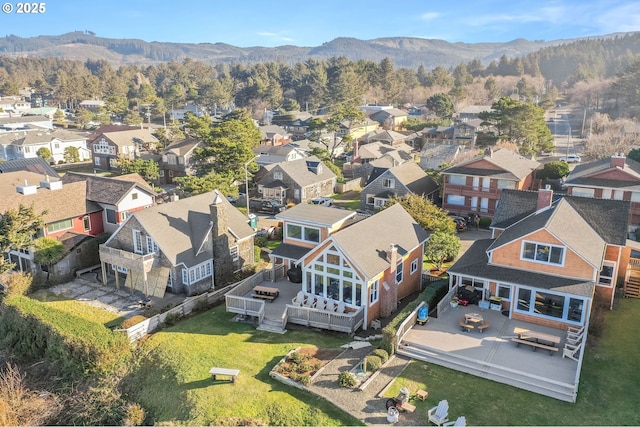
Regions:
[[396, 304, 582, 402]]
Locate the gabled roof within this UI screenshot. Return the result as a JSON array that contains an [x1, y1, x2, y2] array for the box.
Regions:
[[442, 148, 540, 181], [564, 156, 640, 190], [129, 190, 254, 266], [93, 129, 158, 147], [358, 141, 413, 161], [259, 124, 289, 139], [0, 115, 51, 125], [86, 125, 140, 142], [492, 189, 629, 245], [276, 203, 356, 227], [260, 156, 336, 187], [0, 171, 101, 223], [328, 203, 429, 279], [362, 129, 409, 144], [365, 162, 439, 196], [448, 239, 595, 297], [0, 157, 58, 177], [489, 198, 606, 268], [10, 129, 86, 146], [163, 138, 202, 156], [61, 172, 155, 205], [370, 108, 408, 119], [420, 144, 460, 160], [253, 144, 303, 156]]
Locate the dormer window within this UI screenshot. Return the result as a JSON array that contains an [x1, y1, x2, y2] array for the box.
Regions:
[[521, 241, 564, 265]]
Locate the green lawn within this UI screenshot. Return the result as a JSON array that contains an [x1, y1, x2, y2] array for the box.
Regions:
[[30, 289, 125, 329], [384, 297, 640, 425], [331, 191, 361, 210], [130, 308, 362, 426]]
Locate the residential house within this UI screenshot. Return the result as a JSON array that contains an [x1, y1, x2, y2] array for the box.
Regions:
[[297, 203, 429, 329], [422, 126, 455, 144], [419, 143, 463, 170], [253, 144, 308, 167], [269, 203, 362, 271], [0, 96, 31, 114], [159, 137, 204, 184], [441, 148, 541, 217], [169, 103, 206, 121], [563, 154, 640, 226], [368, 108, 408, 130], [358, 129, 410, 146], [353, 140, 414, 165], [456, 105, 493, 121], [78, 100, 106, 113], [360, 162, 440, 211], [0, 157, 59, 177], [419, 123, 478, 146], [259, 124, 292, 146], [255, 156, 337, 204], [61, 172, 156, 233], [0, 115, 53, 131], [0, 171, 103, 273], [271, 111, 313, 140], [89, 129, 158, 171], [337, 118, 379, 141], [99, 190, 255, 297], [1, 129, 90, 163], [448, 188, 630, 333]]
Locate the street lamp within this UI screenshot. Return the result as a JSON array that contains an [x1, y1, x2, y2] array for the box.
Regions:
[[245, 156, 259, 216]]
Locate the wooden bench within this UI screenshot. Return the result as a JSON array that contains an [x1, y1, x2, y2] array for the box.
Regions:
[[252, 293, 277, 302], [459, 318, 474, 332], [511, 338, 559, 355], [399, 402, 416, 413], [209, 367, 240, 382], [75, 264, 101, 279], [477, 321, 490, 333]]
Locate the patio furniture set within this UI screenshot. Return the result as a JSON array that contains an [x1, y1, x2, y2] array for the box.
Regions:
[[291, 291, 348, 313], [511, 327, 561, 355], [458, 312, 490, 333], [252, 285, 280, 302], [427, 399, 466, 426]]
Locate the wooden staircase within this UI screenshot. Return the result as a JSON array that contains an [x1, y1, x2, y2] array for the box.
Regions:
[[624, 258, 640, 298]]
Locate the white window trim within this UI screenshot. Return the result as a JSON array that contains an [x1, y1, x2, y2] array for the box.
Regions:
[[496, 283, 512, 301], [382, 178, 395, 189], [520, 240, 565, 266], [598, 260, 616, 288], [395, 261, 404, 285], [410, 258, 419, 274], [146, 236, 159, 254], [230, 245, 239, 261], [182, 260, 213, 285], [286, 223, 321, 244], [133, 230, 143, 254], [369, 279, 379, 305]]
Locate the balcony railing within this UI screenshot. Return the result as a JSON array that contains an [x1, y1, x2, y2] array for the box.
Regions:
[[99, 245, 156, 272], [286, 305, 364, 333]]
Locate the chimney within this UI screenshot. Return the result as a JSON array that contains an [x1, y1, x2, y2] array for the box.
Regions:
[[209, 190, 233, 287], [353, 139, 359, 160], [611, 153, 626, 169], [386, 243, 398, 267], [537, 186, 553, 211]]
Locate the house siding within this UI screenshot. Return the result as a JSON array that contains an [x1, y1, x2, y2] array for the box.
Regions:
[[490, 229, 596, 280], [360, 171, 411, 211]]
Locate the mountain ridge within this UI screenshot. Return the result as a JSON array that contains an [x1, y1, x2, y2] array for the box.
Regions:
[[0, 31, 632, 68]]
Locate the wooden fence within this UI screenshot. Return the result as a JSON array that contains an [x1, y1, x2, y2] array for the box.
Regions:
[[335, 177, 362, 193], [394, 301, 426, 349]]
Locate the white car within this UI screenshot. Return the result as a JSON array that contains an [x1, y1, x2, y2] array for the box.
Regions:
[[560, 155, 581, 163], [309, 197, 334, 207]]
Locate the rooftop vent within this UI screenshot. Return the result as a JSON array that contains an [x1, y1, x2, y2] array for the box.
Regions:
[[39, 175, 62, 190], [16, 179, 38, 195]]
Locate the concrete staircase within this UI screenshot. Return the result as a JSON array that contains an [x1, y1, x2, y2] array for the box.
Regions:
[[396, 341, 577, 402]]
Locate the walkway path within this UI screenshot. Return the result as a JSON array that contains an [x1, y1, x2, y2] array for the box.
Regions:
[[308, 346, 418, 426]]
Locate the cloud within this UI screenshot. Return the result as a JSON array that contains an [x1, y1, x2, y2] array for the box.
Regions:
[[419, 12, 440, 22], [256, 31, 294, 44]]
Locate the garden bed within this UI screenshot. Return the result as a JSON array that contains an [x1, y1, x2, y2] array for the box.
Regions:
[[271, 347, 343, 388]]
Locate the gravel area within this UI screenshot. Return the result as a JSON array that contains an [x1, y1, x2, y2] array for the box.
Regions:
[[307, 346, 416, 426]]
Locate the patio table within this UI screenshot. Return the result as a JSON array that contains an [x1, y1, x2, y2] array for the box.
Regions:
[[464, 312, 484, 323]]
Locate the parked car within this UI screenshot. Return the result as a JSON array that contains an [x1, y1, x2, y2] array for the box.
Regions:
[[249, 199, 287, 214], [559, 155, 581, 163], [309, 197, 334, 207], [448, 214, 467, 232]]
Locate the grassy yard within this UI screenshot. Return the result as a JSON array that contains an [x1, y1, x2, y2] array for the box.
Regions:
[[330, 191, 362, 210], [130, 308, 362, 426], [30, 289, 124, 329], [384, 297, 640, 425]]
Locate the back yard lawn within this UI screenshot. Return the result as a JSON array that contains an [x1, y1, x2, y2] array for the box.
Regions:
[[130, 308, 362, 426]]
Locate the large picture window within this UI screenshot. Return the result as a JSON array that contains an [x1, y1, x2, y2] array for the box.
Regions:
[[286, 223, 320, 243], [521, 241, 564, 265], [47, 219, 73, 233], [516, 286, 585, 323]]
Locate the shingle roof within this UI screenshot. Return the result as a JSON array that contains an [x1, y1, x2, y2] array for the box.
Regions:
[[130, 190, 254, 266], [86, 125, 140, 142], [357, 141, 413, 161], [98, 129, 158, 147], [276, 203, 356, 227], [263, 156, 336, 187], [564, 156, 640, 190], [448, 239, 595, 297], [0, 171, 101, 223], [61, 172, 155, 205], [489, 198, 606, 268], [10, 129, 85, 146], [329, 203, 430, 279], [443, 148, 540, 181], [492, 189, 629, 245], [0, 115, 51, 125], [163, 138, 202, 156], [0, 157, 58, 177], [386, 162, 439, 195]]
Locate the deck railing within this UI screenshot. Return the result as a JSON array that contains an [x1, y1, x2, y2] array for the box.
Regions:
[[436, 284, 459, 318], [395, 301, 426, 349], [286, 305, 364, 333]]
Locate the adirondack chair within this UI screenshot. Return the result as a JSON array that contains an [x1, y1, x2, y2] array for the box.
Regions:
[[562, 342, 581, 361], [315, 297, 327, 310], [428, 400, 449, 426], [303, 296, 315, 308], [444, 416, 466, 427], [567, 325, 584, 339], [291, 291, 307, 306], [336, 302, 346, 314], [566, 330, 584, 346]]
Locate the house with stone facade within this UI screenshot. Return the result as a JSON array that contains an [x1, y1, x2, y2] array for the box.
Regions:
[[99, 190, 255, 297]]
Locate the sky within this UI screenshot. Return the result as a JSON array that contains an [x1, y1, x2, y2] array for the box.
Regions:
[[1, 0, 640, 47]]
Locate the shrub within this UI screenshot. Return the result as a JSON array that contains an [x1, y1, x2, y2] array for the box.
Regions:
[[195, 298, 209, 312], [5, 272, 33, 297], [298, 374, 311, 386], [164, 312, 182, 326], [254, 236, 268, 247], [120, 315, 147, 329], [479, 217, 492, 229], [337, 371, 357, 388], [289, 350, 310, 364], [297, 362, 312, 374], [373, 348, 389, 364], [123, 403, 146, 426], [365, 355, 382, 372]]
